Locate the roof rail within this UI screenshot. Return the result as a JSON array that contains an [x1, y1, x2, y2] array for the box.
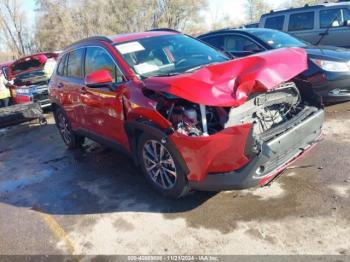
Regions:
[[261, 4, 325, 17], [65, 36, 113, 50], [148, 28, 181, 33]]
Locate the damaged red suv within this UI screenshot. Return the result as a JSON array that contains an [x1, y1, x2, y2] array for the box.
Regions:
[[5, 52, 59, 107], [49, 30, 324, 198]]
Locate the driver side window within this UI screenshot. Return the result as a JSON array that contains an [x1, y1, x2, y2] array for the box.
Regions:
[[222, 35, 261, 52], [320, 8, 350, 28], [85, 47, 124, 83]]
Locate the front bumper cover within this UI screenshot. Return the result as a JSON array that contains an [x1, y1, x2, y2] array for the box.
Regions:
[[14, 84, 51, 108], [310, 72, 350, 102], [189, 109, 324, 191]]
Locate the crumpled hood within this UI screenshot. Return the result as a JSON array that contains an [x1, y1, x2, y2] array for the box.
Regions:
[[9, 54, 47, 79], [143, 47, 308, 107], [8, 52, 58, 80]]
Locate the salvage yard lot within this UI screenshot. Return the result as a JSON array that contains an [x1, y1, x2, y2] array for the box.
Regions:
[[0, 102, 350, 255]]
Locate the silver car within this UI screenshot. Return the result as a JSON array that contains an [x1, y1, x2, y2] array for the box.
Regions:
[[259, 2, 350, 48]]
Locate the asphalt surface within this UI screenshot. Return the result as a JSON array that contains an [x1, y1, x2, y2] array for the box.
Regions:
[[0, 102, 350, 255]]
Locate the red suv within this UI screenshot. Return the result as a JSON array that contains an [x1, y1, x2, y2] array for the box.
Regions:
[[49, 30, 324, 198]]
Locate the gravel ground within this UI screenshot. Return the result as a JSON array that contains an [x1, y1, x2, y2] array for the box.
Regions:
[[0, 102, 349, 255]]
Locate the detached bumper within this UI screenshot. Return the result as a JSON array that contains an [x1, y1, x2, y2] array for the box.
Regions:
[[189, 109, 324, 191]]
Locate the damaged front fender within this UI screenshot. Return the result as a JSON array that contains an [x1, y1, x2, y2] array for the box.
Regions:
[[169, 124, 253, 181]]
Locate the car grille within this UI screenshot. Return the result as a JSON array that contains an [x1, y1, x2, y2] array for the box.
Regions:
[[33, 90, 48, 102]]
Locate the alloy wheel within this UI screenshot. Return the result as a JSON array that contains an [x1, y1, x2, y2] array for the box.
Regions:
[[142, 140, 177, 189], [57, 112, 72, 145]]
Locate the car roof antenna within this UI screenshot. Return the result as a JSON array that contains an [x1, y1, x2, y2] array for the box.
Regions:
[[316, 9, 341, 46]]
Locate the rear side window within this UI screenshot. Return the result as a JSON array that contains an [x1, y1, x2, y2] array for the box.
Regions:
[[320, 8, 350, 28], [66, 49, 84, 78], [201, 36, 224, 49], [85, 47, 124, 83], [56, 55, 66, 76], [288, 12, 315, 31], [265, 16, 285, 30], [222, 35, 261, 52]]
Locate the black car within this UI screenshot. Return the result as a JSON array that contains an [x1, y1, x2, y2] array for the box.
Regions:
[[198, 28, 350, 102]]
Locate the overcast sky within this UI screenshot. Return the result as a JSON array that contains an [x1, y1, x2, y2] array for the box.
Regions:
[[206, 0, 289, 24]]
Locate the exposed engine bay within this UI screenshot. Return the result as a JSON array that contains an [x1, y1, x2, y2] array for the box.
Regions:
[[150, 82, 320, 142]]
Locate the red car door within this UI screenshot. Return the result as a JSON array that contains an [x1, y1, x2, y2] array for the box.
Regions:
[[62, 48, 86, 130], [52, 51, 83, 130], [81, 46, 129, 147]]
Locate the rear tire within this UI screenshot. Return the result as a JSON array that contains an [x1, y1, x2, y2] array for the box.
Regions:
[[53, 107, 85, 149], [137, 132, 190, 198]]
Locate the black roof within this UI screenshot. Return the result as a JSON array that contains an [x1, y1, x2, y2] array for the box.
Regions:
[[65, 36, 113, 50], [148, 28, 181, 33], [198, 27, 272, 38]]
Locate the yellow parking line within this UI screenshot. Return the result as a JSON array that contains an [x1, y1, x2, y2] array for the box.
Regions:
[[39, 213, 76, 255]]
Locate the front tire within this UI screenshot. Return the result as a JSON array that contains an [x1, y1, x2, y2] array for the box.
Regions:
[[137, 132, 189, 198], [54, 108, 85, 149]]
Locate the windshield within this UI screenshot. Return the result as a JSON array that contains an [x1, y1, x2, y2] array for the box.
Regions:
[[115, 34, 228, 78], [249, 29, 308, 49]]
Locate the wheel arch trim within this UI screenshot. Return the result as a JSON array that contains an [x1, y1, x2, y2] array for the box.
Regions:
[[124, 120, 189, 176]]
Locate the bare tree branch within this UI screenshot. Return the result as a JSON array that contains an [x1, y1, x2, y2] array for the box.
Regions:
[[0, 0, 31, 58]]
